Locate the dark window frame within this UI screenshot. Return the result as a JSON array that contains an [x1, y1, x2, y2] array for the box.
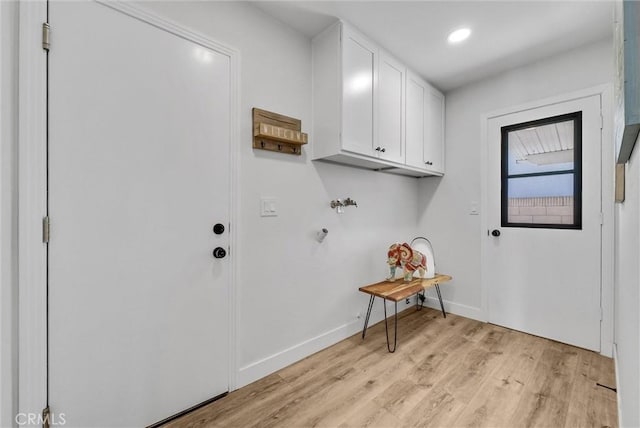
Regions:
[[501, 111, 582, 230]]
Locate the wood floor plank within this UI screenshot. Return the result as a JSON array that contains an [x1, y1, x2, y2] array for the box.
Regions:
[[166, 309, 618, 428], [163, 373, 288, 427], [293, 356, 416, 427], [508, 346, 581, 427], [337, 400, 401, 428], [564, 348, 617, 428], [439, 346, 508, 404], [373, 378, 431, 420], [401, 386, 466, 428], [452, 329, 545, 427]]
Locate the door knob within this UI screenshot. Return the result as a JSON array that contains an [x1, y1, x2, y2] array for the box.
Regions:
[[491, 229, 501, 237], [213, 223, 225, 235], [213, 247, 227, 259]]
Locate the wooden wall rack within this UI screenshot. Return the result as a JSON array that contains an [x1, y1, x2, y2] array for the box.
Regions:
[[253, 108, 308, 155]]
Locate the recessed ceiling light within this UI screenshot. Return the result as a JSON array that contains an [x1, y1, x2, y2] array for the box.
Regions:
[[448, 28, 471, 44]]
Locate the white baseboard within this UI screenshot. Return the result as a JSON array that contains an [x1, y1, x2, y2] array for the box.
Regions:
[[236, 319, 362, 389], [235, 296, 481, 390], [421, 295, 484, 321], [600, 340, 613, 358], [236, 300, 415, 389]]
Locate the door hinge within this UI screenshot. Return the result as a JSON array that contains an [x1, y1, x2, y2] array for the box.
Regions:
[[42, 406, 50, 428], [43, 216, 50, 243], [42, 22, 51, 51]]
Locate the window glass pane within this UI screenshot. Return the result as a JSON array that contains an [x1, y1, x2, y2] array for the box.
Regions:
[[507, 173, 574, 198], [507, 119, 574, 175], [506, 175, 574, 225], [501, 111, 581, 229]]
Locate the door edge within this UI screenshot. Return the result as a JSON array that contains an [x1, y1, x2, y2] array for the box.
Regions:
[[17, 0, 48, 421]]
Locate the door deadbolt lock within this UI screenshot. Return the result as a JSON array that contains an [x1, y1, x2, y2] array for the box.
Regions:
[[213, 247, 227, 259], [213, 223, 225, 235], [491, 229, 501, 237]]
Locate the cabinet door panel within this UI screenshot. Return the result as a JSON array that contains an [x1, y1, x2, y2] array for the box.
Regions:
[[425, 86, 445, 174], [378, 52, 405, 163], [406, 74, 426, 169], [342, 28, 375, 155]]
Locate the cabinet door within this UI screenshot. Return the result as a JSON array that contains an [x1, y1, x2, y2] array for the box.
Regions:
[[342, 26, 376, 156], [377, 51, 405, 163], [424, 85, 445, 174], [405, 72, 426, 169]]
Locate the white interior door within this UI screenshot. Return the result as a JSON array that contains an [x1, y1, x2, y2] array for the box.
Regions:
[[486, 95, 602, 351], [48, 2, 231, 426]]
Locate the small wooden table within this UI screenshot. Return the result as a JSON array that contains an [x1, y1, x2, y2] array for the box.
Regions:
[[359, 274, 452, 353]]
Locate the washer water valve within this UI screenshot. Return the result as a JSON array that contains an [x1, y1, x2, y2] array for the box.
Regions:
[[330, 198, 357, 213]]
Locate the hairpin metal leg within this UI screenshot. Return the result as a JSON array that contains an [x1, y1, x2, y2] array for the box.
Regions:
[[416, 291, 425, 311], [361, 295, 375, 339], [435, 283, 446, 318], [383, 299, 398, 353]]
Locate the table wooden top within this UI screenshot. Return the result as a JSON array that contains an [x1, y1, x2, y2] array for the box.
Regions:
[[359, 274, 452, 302]]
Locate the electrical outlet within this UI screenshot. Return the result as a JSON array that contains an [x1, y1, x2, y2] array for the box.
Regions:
[[405, 298, 410, 304]]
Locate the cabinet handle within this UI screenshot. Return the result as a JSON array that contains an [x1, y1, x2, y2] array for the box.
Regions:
[[375, 147, 381, 151], [425, 161, 433, 166], [380, 148, 386, 153]]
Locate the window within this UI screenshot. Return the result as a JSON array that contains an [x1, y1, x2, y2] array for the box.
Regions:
[[501, 112, 582, 229]]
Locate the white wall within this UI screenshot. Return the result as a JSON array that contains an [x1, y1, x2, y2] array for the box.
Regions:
[[135, 1, 420, 388], [0, 1, 19, 426], [417, 39, 613, 317], [5, 3, 629, 424], [614, 143, 640, 427]]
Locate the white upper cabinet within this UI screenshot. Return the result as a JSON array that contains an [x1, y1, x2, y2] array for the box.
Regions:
[[405, 71, 445, 175], [405, 71, 427, 169], [341, 26, 377, 156], [377, 51, 405, 164], [424, 85, 445, 174], [312, 21, 444, 176]]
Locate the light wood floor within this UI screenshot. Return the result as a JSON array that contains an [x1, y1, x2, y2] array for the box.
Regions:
[[166, 308, 618, 428]]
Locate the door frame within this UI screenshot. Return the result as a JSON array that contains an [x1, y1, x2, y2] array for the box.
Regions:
[[17, 0, 241, 419], [480, 84, 614, 357]]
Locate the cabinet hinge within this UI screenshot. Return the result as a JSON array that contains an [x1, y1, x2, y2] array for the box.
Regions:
[[42, 406, 50, 428], [43, 216, 50, 243], [42, 22, 51, 51]]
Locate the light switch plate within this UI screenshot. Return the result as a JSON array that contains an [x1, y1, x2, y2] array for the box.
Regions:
[[260, 197, 277, 217]]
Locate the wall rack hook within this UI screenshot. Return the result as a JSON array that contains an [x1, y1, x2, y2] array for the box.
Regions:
[[252, 108, 308, 156]]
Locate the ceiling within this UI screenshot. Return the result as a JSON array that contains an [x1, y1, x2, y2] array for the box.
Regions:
[[249, 1, 614, 92]]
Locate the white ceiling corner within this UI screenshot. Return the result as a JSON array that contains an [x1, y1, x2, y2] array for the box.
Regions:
[[249, 1, 614, 92]]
